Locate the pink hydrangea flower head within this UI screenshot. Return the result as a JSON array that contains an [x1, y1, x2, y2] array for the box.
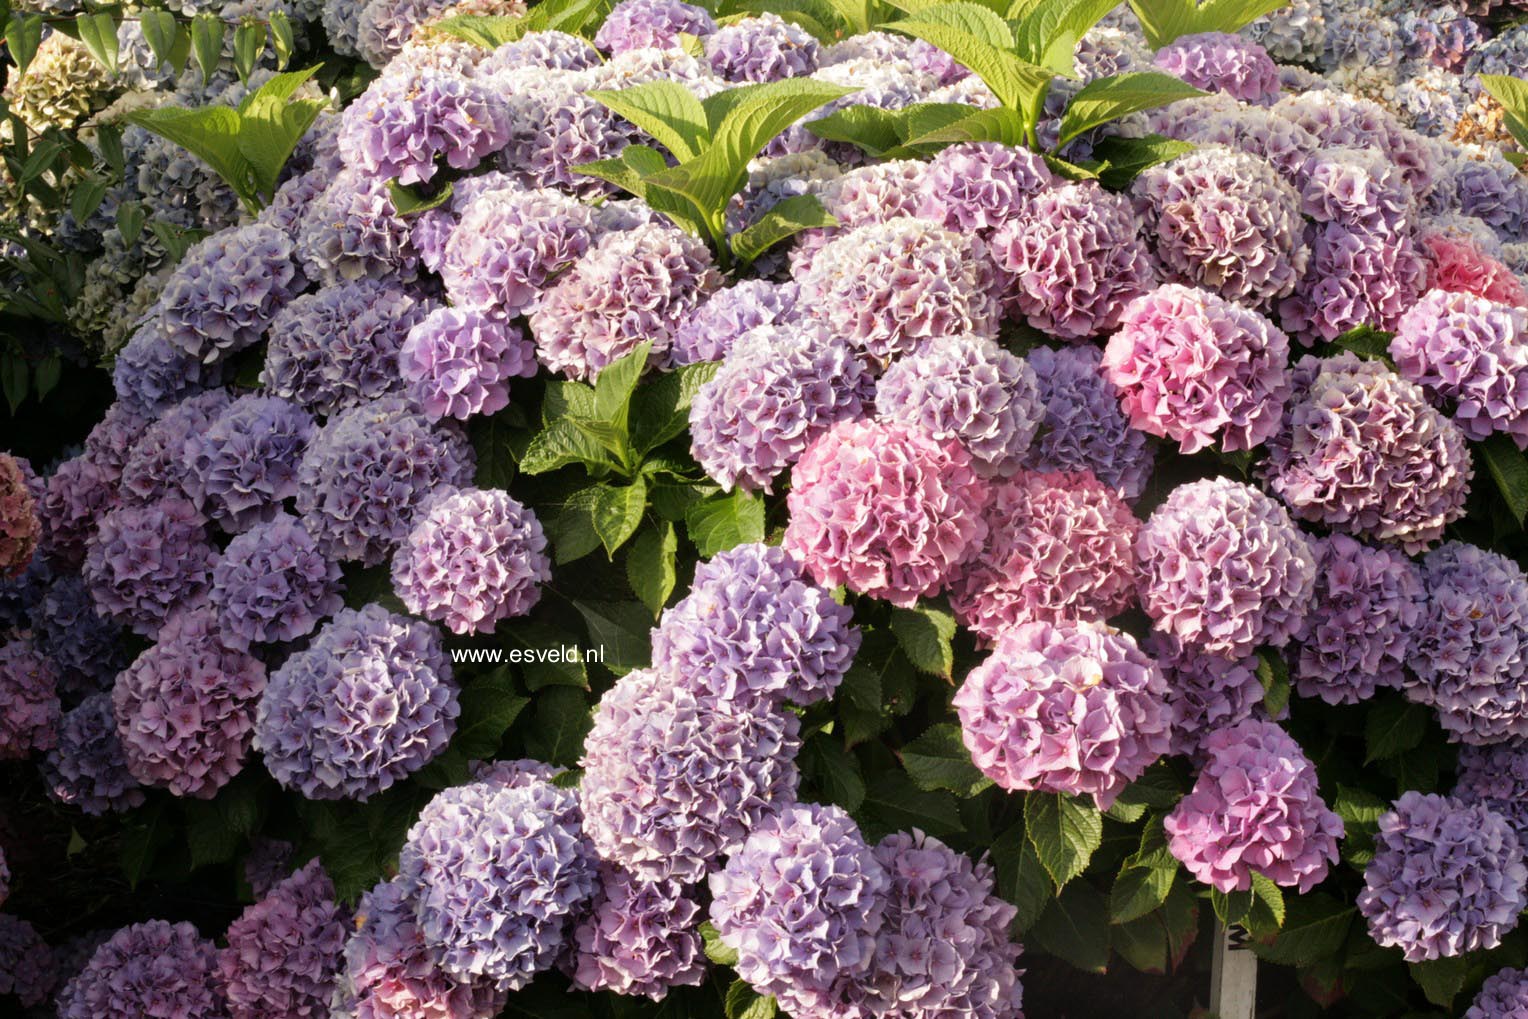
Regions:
[[569, 865, 706, 1001], [121, 390, 233, 505], [1154, 32, 1281, 105], [184, 394, 315, 533], [1279, 222, 1427, 345], [338, 69, 509, 187], [1420, 231, 1528, 307], [0, 453, 41, 577], [40, 453, 120, 569], [219, 859, 350, 1019]]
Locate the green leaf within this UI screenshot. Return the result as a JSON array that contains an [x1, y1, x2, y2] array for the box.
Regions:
[[1364, 695, 1430, 764], [233, 19, 265, 84], [1480, 433, 1528, 524], [124, 105, 255, 210], [1104, 762, 1184, 824], [730, 193, 837, 266], [685, 487, 765, 557], [33, 354, 60, 400], [1190, 0, 1297, 37], [5, 14, 43, 76], [520, 419, 617, 475], [524, 687, 593, 767], [701, 921, 739, 966], [886, 16, 1052, 127], [588, 82, 710, 162], [237, 67, 326, 200], [149, 220, 205, 264], [893, 0, 1015, 47], [139, 10, 181, 72], [593, 340, 651, 436], [571, 599, 653, 673], [592, 477, 648, 556], [803, 105, 907, 158], [725, 981, 777, 1019], [1251, 892, 1353, 967], [898, 102, 1031, 149], [1030, 881, 1111, 973], [889, 603, 956, 678], [1111, 913, 1169, 974], [70, 175, 110, 225], [629, 359, 720, 456], [1481, 75, 1528, 151], [1255, 650, 1290, 719], [863, 771, 964, 837], [190, 13, 226, 87], [431, 13, 532, 47], [1334, 784, 1389, 868], [75, 11, 120, 73], [453, 670, 530, 759], [183, 770, 268, 868], [1327, 323, 1395, 364], [547, 487, 603, 564], [388, 178, 455, 215], [1210, 872, 1285, 935], [800, 733, 867, 812], [1110, 822, 1178, 924], [1055, 71, 1205, 148], [269, 10, 295, 68], [120, 799, 171, 889], [900, 722, 992, 796], [627, 521, 678, 615], [1024, 792, 1103, 889], [1011, 0, 1120, 72], [116, 200, 146, 246], [1409, 956, 1469, 1009], [991, 823, 1053, 932], [574, 143, 669, 200], [1090, 132, 1193, 189]]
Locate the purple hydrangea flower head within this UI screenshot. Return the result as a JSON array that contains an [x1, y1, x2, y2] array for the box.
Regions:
[[261, 168, 330, 236], [157, 223, 304, 364], [220, 859, 349, 1019], [1145, 633, 1265, 758], [477, 31, 602, 73], [1154, 32, 1280, 105], [799, 217, 1000, 367], [84, 497, 215, 635], [1023, 344, 1155, 502], [391, 487, 550, 635], [1408, 542, 1528, 745], [1152, 95, 1322, 181], [0, 556, 51, 631], [954, 620, 1171, 808], [0, 639, 59, 758], [1445, 155, 1528, 245], [408, 170, 520, 273], [705, 13, 819, 82], [1280, 223, 1427, 344], [339, 69, 508, 186], [1296, 146, 1415, 234], [1136, 478, 1316, 657], [669, 279, 800, 366], [915, 142, 1052, 235], [295, 397, 475, 566], [1293, 534, 1425, 704], [1393, 289, 1528, 447], [1131, 146, 1307, 308], [212, 513, 344, 649], [122, 390, 233, 504], [784, 419, 989, 607], [114, 612, 266, 797], [569, 866, 705, 1000], [1166, 718, 1342, 893], [651, 542, 860, 708], [334, 877, 506, 1019], [398, 761, 598, 990], [1466, 967, 1528, 1019], [84, 403, 152, 478], [491, 68, 633, 198], [31, 571, 129, 698], [1324, 8, 1403, 69], [0, 915, 56, 1006], [1358, 792, 1527, 962], [908, 37, 970, 84], [42, 692, 144, 814], [56, 920, 223, 1019], [185, 395, 314, 532], [263, 280, 436, 415], [1272, 91, 1439, 197], [40, 454, 121, 569], [256, 605, 458, 800], [297, 169, 419, 286], [356, 0, 456, 67], [689, 323, 873, 493], [708, 803, 888, 1017], [531, 221, 720, 380], [1265, 353, 1472, 553], [440, 187, 595, 319], [400, 308, 537, 421], [244, 838, 295, 898], [1103, 284, 1291, 453], [1455, 742, 1528, 841], [991, 181, 1158, 341], [579, 667, 801, 882], [950, 470, 1139, 643], [595, 0, 715, 53]]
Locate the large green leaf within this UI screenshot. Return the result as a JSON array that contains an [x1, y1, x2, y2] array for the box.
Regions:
[[75, 11, 120, 73], [1363, 695, 1430, 764], [190, 13, 226, 87], [1480, 75, 1528, 151], [588, 82, 710, 161], [239, 92, 327, 201], [626, 520, 678, 615], [886, 16, 1052, 125], [1055, 71, 1205, 148], [1480, 433, 1528, 524], [1192, 0, 1298, 37], [889, 603, 956, 678], [524, 687, 593, 767], [893, 0, 1015, 47], [125, 105, 255, 209], [232, 19, 265, 85], [1030, 882, 1111, 973], [5, 14, 44, 77], [431, 13, 532, 46], [572, 599, 652, 672], [1251, 892, 1354, 967], [898, 102, 1031, 148], [592, 477, 647, 556], [1211, 873, 1285, 935], [804, 105, 909, 157], [1409, 956, 1469, 1009], [593, 340, 651, 438], [1109, 821, 1178, 924], [629, 359, 720, 456], [800, 734, 867, 812], [519, 418, 616, 475], [990, 823, 1053, 932], [730, 193, 837, 266], [1091, 132, 1194, 189], [900, 722, 992, 796], [685, 487, 766, 557], [1025, 791, 1103, 889], [138, 11, 184, 73], [1010, 0, 1121, 72], [862, 772, 964, 836]]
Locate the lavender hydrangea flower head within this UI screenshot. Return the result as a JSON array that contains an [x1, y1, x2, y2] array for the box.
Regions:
[[121, 390, 232, 504], [1136, 478, 1316, 657], [1358, 792, 1527, 962], [256, 605, 458, 800], [212, 513, 343, 649], [185, 395, 314, 532], [84, 497, 215, 635], [220, 859, 349, 1019], [1393, 289, 1528, 448], [1455, 742, 1528, 841], [263, 280, 435, 414], [991, 181, 1158, 340], [651, 542, 860, 708], [783, 160, 922, 272], [569, 866, 706, 1000], [916, 142, 1053, 235], [1131, 146, 1307, 308], [950, 470, 1139, 643], [334, 877, 506, 1019], [1280, 223, 1427, 344], [1293, 534, 1425, 705], [398, 761, 597, 990], [954, 620, 1171, 808], [1409, 542, 1528, 745], [1154, 32, 1280, 105], [595, 0, 715, 53], [705, 13, 819, 82], [339, 70, 508, 186], [440, 187, 595, 319], [0, 915, 56, 1006], [355, 0, 456, 66], [477, 31, 602, 74], [1153, 95, 1322, 181], [113, 317, 225, 416], [1103, 284, 1292, 453], [400, 308, 537, 421], [1265, 353, 1472, 553], [84, 403, 151, 480], [785, 419, 989, 607], [406, 170, 519, 272], [1295, 145, 1414, 235], [1166, 718, 1342, 893], [42, 692, 145, 815], [580, 667, 800, 882], [491, 69, 633, 198], [31, 571, 125, 699], [297, 169, 419, 286], [296, 397, 475, 566], [1466, 967, 1528, 1019], [709, 803, 888, 1016], [40, 453, 121, 568], [0, 453, 40, 578], [1443, 154, 1528, 245], [1272, 91, 1440, 197], [391, 488, 550, 634], [114, 612, 266, 798], [56, 920, 223, 1019], [690, 323, 873, 493], [1145, 633, 1264, 758], [0, 639, 59, 758], [669, 280, 800, 366], [157, 223, 304, 364], [530, 222, 721, 380], [1024, 344, 1155, 502]]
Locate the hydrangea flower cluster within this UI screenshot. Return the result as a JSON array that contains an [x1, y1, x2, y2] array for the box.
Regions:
[[1393, 288, 1528, 447], [1023, 344, 1155, 501], [1146, 634, 1265, 758], [83, 497, 216, 634], [157, 223, 304, 364], [219, 859, 349, 1019], [1466, 967, 1528, 1019], [0, 914, 56, 1007], [1155, 32, 1281, 105], [212, 513, 344, 649], [439, 187, 595, 319], [1455, 741, 1528, 840], [0, 640, 61, 759], [569, 866, 706, 1000], [339, 70, 509, 186], [0, 453, 40, 577], [56, 920, 223, 1019], [42, 692, 145, 815], [185, 395, 314, 532], [120, 390, 232, 504]]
